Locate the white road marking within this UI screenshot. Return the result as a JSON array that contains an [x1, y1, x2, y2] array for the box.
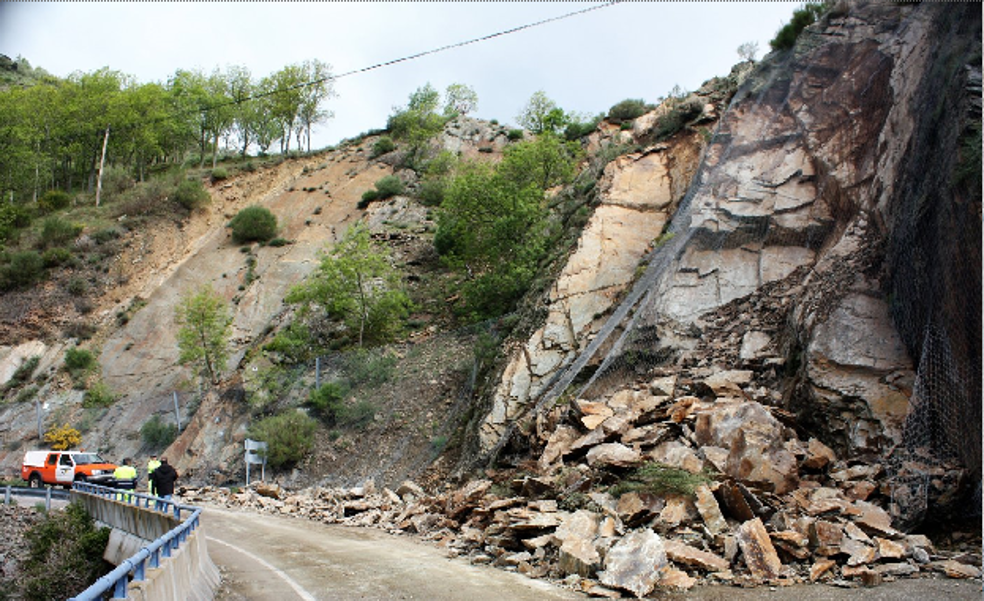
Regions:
[[207, 535, 317, 601]]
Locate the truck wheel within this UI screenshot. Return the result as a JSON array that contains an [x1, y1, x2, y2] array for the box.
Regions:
[[28, 473, 42, 488]]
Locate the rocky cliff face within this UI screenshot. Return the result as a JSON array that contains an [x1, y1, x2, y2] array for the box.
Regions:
[[479, 1, 980, 529]]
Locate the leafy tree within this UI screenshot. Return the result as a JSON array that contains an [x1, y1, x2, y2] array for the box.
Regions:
[[444, 83, 478, 117], [229, 205, 277, 243], [248, 410, 317, 470], [286, 223, 411, 347], [517, 90, 569, 135], [296, 59, 336, 153], [387, 83, 447, 170], [497, 135, 582, 192], [175, 284, 232, 385], [435, 162, 550, 319]]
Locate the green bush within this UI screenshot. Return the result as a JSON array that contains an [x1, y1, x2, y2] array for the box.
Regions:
[[306, 382, 348, 423], [91, 227, 120, 245], [0, 251, 44, 290], [247, 411, 317, 470], [653, 99, 704, 141], [6, 356, 40, 389], [40, 216, 82, 248], [341, 348, 397, 387], [358, 189, 379, 209], [20, 503, 111, 601], [374, 175, 405, 199], [64, 347, 95, 376], [506, 129, 524, 141], [210, 167, 228, 181], [564, 115, 603, 141], [267, 237, 290, 247], [82, 380, 116, 408], [39, 190, 72, 214], [371, 136, 396, 158], [770, 3, 826, 51], [41, 247, 72, 268], [174, 178, 210, 210], [0, 203, 32, 244], [229, 205, 277, 243], [608, 98, 651, 123], [609, 462, 714, 498], [417, 179, 445, 207], [140, 415, 178, 449]]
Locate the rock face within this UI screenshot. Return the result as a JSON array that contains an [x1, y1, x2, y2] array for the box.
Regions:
[[479, 1, 981, 529]]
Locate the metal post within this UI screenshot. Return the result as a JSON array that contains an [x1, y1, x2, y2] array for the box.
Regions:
[[172, 391, 181, 431], [45, 487, 51, 511], [246, 462, 250, 488], [4, 485, 10, 505], [315, 356, 321, 389]]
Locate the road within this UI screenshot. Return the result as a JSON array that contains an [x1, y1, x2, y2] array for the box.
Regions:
[[203, 506, 980, 601], [203, 506, 585, 601]]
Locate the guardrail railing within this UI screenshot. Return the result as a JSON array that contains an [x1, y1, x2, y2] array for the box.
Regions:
[[2, 484, 70, 510], [68, 482, 203, 601]]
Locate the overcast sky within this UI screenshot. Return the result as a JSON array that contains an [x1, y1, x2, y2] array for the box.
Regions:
[[0, 2, 796, 150]]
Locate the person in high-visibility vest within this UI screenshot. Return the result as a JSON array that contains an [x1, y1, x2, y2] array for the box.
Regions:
[[146, 454, 161, 495], [113, 458, 137, 502]]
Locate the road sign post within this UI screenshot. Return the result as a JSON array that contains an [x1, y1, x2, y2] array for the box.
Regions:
[[244, 439, 267, 486]]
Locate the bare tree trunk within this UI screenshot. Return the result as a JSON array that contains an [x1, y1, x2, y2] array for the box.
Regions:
[[212, 131, 219, 168], [95, 126, 110, 207]]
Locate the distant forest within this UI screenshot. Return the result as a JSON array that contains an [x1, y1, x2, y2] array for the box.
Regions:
[[0, 55, 335, 203]]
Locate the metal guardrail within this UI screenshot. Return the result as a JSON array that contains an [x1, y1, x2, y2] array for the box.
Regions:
[[68, 482, 203, 601], [3, 484, 71, 510]]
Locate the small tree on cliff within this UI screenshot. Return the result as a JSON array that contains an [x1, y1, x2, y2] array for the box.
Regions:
[[175, 284, 232, 385]]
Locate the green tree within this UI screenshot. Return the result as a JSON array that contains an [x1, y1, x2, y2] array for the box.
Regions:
[[516, 90, 568, 135], [296, 59, 336, 153], [287, 223, 411, 347], [497, 134, 582, 192], [387, 83, 447, 170], [21, 503, 111, 601], [175, 284, 232, 385], [444, 83, 478, 117]]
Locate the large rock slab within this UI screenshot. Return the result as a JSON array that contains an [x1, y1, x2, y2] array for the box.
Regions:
[[598, 529, 668, 598]]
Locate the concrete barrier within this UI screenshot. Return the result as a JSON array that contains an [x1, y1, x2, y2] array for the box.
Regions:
[[69, 485, 219, 601]]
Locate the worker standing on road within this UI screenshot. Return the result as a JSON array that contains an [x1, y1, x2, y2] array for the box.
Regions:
[[113, 458, 137, 502], [150, 456, 179, 514], [146, 454, 161, 495]]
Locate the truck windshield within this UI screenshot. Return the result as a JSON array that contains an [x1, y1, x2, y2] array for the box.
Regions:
[[73, 453, 106, 465]]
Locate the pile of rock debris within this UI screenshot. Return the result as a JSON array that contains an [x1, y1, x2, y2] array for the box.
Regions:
[[183, 371, 981, 598]]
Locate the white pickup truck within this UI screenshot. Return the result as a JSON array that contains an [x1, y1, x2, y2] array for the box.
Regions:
[[21, 450, 117, 488]]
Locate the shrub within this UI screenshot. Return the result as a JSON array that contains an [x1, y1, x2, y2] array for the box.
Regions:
[[653, 98, 704, 141], [174, 178, 210, 210], [82, 380, 116, 408], [770, 3, 826, 51], [210, 167, 228, 181], [43, 423, 81, 451], [374, 175, 405, 199], [358, 189, 379, 209], [267, 237, 290, 247], [247, 411, 317, 470], [371, 136, 396, 158], [64, 347, 95, 377], [417, 179, 445, 207], [506, 129, 524, 141], [7, 356, 40, 389], [40, 216, 82, 248], [91, 227, 120, 245], [39, 190, 72, 214], [41, 247, 72, 268], [0, 203, 32, 244], [341, 348, 397, 387], [564, 114, 603, 141], [66, 277, 87, 296], [337, 400, 375, 429], [139, 415, 178, 449], [20, 503, 111, 601], [306, 382, 348, 424], [609, 462, 714, 498], [607, 98, 650, 123], [0, 251, 44, 290], [229, 205, 277, 243]]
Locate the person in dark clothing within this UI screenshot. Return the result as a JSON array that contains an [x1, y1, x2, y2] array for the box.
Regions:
[[150, 456, 179, 512]]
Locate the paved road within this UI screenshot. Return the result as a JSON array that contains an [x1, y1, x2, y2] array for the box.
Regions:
[[203, 506, 980, 601], [203, 506, 585, 601]]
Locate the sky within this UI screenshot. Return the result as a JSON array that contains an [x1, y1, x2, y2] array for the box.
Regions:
[[0, 2, 797, 150]]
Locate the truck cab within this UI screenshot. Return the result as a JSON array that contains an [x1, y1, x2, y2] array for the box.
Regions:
[[22, 450, 117, 488]]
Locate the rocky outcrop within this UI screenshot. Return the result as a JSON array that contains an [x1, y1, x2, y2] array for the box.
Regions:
[[478, 1, 980, 531]]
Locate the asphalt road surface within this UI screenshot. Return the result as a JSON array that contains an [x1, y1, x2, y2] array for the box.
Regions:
[[204, 506, 980, 601]]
